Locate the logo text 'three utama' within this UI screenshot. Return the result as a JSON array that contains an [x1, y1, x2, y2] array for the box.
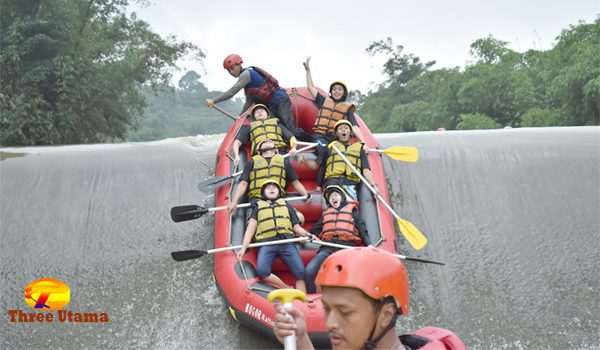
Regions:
[[7, 278, 109, 323]]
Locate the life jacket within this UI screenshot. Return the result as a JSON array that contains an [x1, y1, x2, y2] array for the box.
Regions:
[[324, 141, 363, 183], [400, 327, 466, 350], [312, 97, 354, 136], [248, 154, 287, 199], [320, 202, 362, 243], [249, 118, 287, 155], [255, 199, 294, 241], [244, 66, 279, 103]]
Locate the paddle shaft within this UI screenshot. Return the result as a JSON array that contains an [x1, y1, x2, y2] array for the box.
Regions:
[[369, 149, 386, 154], [311, 240, 444, 265], [209, 195, 308, 213], [210, 143, 319, 186], [330, 143, 400, 221], [170, 237, 310, 261], [297, 141, 393, 156], [283, 302, 297, 350], [213, 104, 238, 121], [212, 103, 255, 121], [206, 236, 309, 255]]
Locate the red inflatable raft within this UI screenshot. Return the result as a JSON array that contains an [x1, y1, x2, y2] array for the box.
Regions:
[[212, 87, 400, 346]]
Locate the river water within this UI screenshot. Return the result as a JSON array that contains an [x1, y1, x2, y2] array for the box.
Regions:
[[1, 127, 599, 349]]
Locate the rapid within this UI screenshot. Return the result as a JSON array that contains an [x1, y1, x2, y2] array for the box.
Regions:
[[1, 127, 598, 349]]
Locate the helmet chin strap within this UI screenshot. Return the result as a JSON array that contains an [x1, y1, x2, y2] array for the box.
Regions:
[[362, 304, 399, 350]]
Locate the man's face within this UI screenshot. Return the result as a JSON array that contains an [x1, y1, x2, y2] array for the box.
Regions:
[[259, 141, 277, 159], [321, 286, 378, 350], [335, 124, 352, 143], [327, 191, 343, 209], [331, 84, 346, 100], [227, 64, 242, 77], [253, 107, 269, 120], [263, 183, 280, 200]]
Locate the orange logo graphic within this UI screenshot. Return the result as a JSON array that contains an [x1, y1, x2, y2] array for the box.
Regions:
[[24, 278, 70, 310]]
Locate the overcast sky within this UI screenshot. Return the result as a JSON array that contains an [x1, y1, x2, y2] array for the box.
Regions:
[[133, 0, 599, 94]]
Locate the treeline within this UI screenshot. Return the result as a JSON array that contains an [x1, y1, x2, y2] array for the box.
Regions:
[[359, 17, 600, 132], [127, 71, 241, 141], [0, 0, 201, 146], [2, 2, 597, 147]]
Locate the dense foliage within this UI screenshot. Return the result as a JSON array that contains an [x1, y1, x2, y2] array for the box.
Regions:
[[0, 0, 200, 146], [127, 71, 241, 141], [2, 3, 597, 146], [359, 18, 600, 132]]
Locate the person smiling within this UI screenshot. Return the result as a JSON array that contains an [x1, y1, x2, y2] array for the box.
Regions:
[[309, 120, 377, 200]]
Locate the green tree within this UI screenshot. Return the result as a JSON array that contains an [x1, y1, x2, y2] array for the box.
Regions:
[[470, 36, 511, 64], [546, 17, 600, 125], [0, 0, 201, 146], [366, 37, 435, 87], [126, 71, 242, 141], [520, 107, 562, 127], [456, 113, 501, 130], [359, 18, 599, 133]]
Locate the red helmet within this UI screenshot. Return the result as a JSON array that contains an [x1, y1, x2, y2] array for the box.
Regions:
[[315, 246, 409, 315], [223, 54, 243, 70]]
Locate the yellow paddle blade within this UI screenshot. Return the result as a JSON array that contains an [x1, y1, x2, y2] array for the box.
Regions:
[[396, 218, 428, 250], [383, 146, 419, 162]]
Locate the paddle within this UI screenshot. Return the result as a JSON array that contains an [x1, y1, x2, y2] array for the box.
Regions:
[[171, 237, 309, 262], [197, 173, 242, 192], [371, 146, 418, 162], [296, 141, 419, 163], [310, 240, 444, 265], [268, 289, 307, 350], [197, 143, 319, 191], [212, 104, 239, 121], [330, 143, 428, 250], [170, 195, 308, 223], [212, 103, 256, 121]]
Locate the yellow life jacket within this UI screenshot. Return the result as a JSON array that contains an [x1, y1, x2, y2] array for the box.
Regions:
[[250, 118, 287, 154], [248, 154, 287, 199], [255, 199, 293, 241], [324, 141, 363, 183], [312, 98, 354, 135]]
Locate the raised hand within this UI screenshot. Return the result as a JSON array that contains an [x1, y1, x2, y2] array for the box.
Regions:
[[303, 56, 312, 71]]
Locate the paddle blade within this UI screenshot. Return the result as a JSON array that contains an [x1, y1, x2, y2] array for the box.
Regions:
[[396, 218, 428, 250], [197, 175, 233, 192], [171, 250, 208, 261], [170, 205, 208, 222], [384, 146, 419, 162]]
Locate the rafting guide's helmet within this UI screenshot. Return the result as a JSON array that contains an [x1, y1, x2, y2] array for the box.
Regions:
[[261, 179, 283, 200], [250, 104, 271, 119], [315, 246, 409, 315], [223, 54, 243, 70], [329, 81, 348, 101]]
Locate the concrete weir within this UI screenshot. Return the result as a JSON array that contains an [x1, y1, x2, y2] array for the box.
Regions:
[[1, 127, 599, 349]]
